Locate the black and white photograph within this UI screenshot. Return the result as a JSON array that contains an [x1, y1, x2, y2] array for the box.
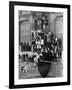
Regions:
[[9, 1, 70, 88], [19, 11, 63, 79]]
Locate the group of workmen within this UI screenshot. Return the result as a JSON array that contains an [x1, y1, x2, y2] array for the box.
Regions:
[[32, 31, 62, 58]]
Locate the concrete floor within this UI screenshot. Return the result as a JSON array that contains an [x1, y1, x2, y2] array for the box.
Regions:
[[19, 58, 63, 79]]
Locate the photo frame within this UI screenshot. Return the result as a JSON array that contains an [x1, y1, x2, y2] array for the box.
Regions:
[[9, 1, 70, 89]]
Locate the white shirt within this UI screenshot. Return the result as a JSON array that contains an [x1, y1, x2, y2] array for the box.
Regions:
[[41, 39, 44, 45]]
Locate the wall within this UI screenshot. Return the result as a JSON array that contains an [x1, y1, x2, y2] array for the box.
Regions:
[[20, 21, 32, 43], [48, 12, 63, 38], [55, 16, 63, 38]]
